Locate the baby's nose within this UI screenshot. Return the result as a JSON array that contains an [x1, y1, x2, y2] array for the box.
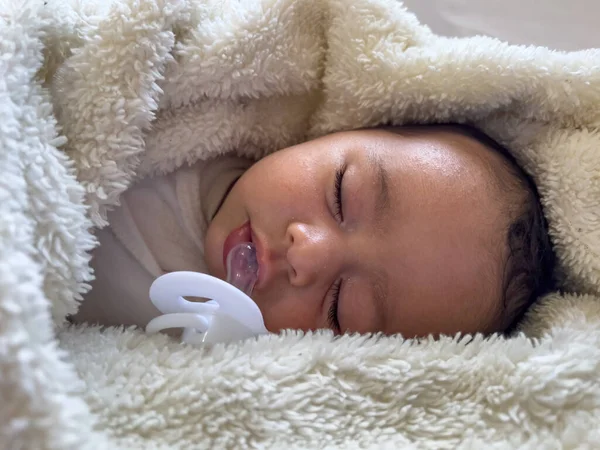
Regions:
[[285, 222, 338, 287]]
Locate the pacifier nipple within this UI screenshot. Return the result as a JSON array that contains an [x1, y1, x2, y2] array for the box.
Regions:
[[226, 243, 259, 296]]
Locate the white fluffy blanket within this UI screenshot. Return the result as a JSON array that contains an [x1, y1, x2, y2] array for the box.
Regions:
[[1, 0, 599, 448]]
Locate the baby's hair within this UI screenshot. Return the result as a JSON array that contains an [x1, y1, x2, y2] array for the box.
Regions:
[[438, 123, 557, 334]]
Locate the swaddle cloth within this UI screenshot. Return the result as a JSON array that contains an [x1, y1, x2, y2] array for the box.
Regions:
[[1, 0, 599, 448], [75, 155, 250, 328]]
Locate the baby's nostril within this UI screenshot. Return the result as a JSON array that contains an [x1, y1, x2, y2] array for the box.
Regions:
[[289, 266, 297, 281]]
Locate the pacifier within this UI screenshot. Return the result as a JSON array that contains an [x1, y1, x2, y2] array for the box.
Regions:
[[145, 243, 268, 345]]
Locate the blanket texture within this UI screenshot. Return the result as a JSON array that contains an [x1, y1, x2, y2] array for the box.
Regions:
[[1, 0, 599, 448]]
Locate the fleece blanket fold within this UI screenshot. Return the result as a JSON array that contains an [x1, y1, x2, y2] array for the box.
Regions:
[[1, 0, 599, 448]]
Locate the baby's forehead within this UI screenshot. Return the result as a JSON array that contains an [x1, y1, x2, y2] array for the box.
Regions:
[[352, 128, 497, 182], [380, 126, 522, 195], [381, 126, 502, 161]]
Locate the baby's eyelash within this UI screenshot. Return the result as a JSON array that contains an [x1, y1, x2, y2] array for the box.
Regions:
[[328, 279, 342, 332], [334, 165, 346, 222]]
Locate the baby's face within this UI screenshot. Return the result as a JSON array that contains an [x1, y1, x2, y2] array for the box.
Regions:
[[205, 128, 509, 338]]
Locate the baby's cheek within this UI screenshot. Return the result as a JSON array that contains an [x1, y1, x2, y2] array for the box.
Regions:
[[338, 285, 379, 334], [253, 289, 320, 333]]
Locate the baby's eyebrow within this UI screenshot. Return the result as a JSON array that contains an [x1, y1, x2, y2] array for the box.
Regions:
[[366, 154, 391, 327], [368, 154, 391, 231], [371, 270, 389, 330]]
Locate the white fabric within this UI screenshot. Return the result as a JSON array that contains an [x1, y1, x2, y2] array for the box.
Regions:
[[402, 0, 600, 51], [75, 156, 249, 327], [1, 0, 599, 448]]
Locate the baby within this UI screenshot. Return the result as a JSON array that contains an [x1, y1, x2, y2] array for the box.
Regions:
[[74, 124, 556, 338]]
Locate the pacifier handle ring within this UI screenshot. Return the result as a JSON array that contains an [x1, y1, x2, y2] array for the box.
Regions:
[[146, 312, 211, 335], [149, 271, 246, 315]]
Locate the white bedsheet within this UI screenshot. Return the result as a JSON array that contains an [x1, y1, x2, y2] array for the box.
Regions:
[[403, 0, 599, 51]]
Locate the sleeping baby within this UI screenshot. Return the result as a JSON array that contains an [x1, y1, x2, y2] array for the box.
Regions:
[[73, 124, 556, 338]]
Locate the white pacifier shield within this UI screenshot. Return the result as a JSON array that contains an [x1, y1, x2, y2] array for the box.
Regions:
[[145, 271, 268, 345]]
